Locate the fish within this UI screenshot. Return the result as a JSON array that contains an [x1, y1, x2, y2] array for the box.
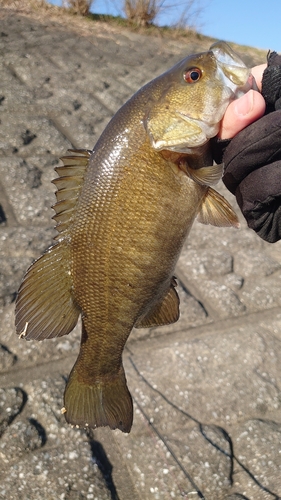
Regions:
[[15, 41, 251, 433]]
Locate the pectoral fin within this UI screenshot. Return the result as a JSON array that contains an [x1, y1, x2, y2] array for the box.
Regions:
[[197, 187, 240, 228], [185, 163, 224, 186], [135, 279, 179, 328]]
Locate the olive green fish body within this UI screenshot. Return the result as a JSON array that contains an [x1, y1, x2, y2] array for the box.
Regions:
[[15, 42, 251, 432], [65, 129, 206, 430]]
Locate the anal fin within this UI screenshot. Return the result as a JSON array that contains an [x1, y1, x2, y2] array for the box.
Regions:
[[135, 279, 180, 328]]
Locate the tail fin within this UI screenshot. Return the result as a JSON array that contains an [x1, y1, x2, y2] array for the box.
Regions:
[[63, 365, 133, 433]]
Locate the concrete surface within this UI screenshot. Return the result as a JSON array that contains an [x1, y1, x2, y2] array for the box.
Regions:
[[0, 5, 280, 500]]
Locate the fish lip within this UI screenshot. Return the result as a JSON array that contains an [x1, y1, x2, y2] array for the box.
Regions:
[[151, 137, 207, 154], [247, 73, 259, 92], [232, 73, 259, 99]]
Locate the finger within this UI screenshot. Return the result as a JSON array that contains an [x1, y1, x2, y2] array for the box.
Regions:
[[219, 90, 266, 139]]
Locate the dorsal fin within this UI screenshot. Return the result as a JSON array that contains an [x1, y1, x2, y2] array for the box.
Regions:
[[52, 149, 91, 237]]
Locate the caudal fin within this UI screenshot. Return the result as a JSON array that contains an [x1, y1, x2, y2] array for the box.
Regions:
[[63, 366, 133, 433]]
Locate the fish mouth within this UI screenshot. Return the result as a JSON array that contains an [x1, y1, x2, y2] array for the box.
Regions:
[[211, 41, 251, 97]]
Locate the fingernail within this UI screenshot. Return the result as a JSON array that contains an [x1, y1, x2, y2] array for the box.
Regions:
[[234, 90, 254, 116]]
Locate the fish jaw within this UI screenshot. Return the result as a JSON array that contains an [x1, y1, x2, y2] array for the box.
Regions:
[[211, 41, 250, 92], [150, 112, 223, 153]]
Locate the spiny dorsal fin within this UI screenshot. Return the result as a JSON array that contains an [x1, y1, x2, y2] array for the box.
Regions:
[[197, 187, 240, 228], [135, 278, 179, 328], [186, 163, 224, 186], [52, 149, 91, 237]]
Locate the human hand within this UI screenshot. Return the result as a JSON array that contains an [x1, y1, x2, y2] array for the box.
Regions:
[[221, 55, 281, 243], [219, 64, 266, 139]]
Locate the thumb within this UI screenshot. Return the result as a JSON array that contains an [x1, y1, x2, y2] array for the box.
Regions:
[[219, 90, 266, 139]]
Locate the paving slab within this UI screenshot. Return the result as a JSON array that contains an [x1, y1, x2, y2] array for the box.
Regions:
[[0, 5, 280, 500]]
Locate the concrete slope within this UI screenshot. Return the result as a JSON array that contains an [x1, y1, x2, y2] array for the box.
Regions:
[[0, 7, 280, 500]]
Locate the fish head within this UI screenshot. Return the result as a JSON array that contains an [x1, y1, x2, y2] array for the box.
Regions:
[[145, 41, 251, 153]]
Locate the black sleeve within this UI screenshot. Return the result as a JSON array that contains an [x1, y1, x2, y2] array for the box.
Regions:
[[221, 51, 281, 243]]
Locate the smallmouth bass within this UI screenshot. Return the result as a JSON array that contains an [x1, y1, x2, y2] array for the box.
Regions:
[[15, 42, 251, 433]]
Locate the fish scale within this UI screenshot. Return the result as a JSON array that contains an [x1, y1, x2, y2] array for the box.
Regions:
[[15, 42, 252, 432]]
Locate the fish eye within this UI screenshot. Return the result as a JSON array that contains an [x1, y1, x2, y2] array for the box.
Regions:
[[183, 67, 202, 83]]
